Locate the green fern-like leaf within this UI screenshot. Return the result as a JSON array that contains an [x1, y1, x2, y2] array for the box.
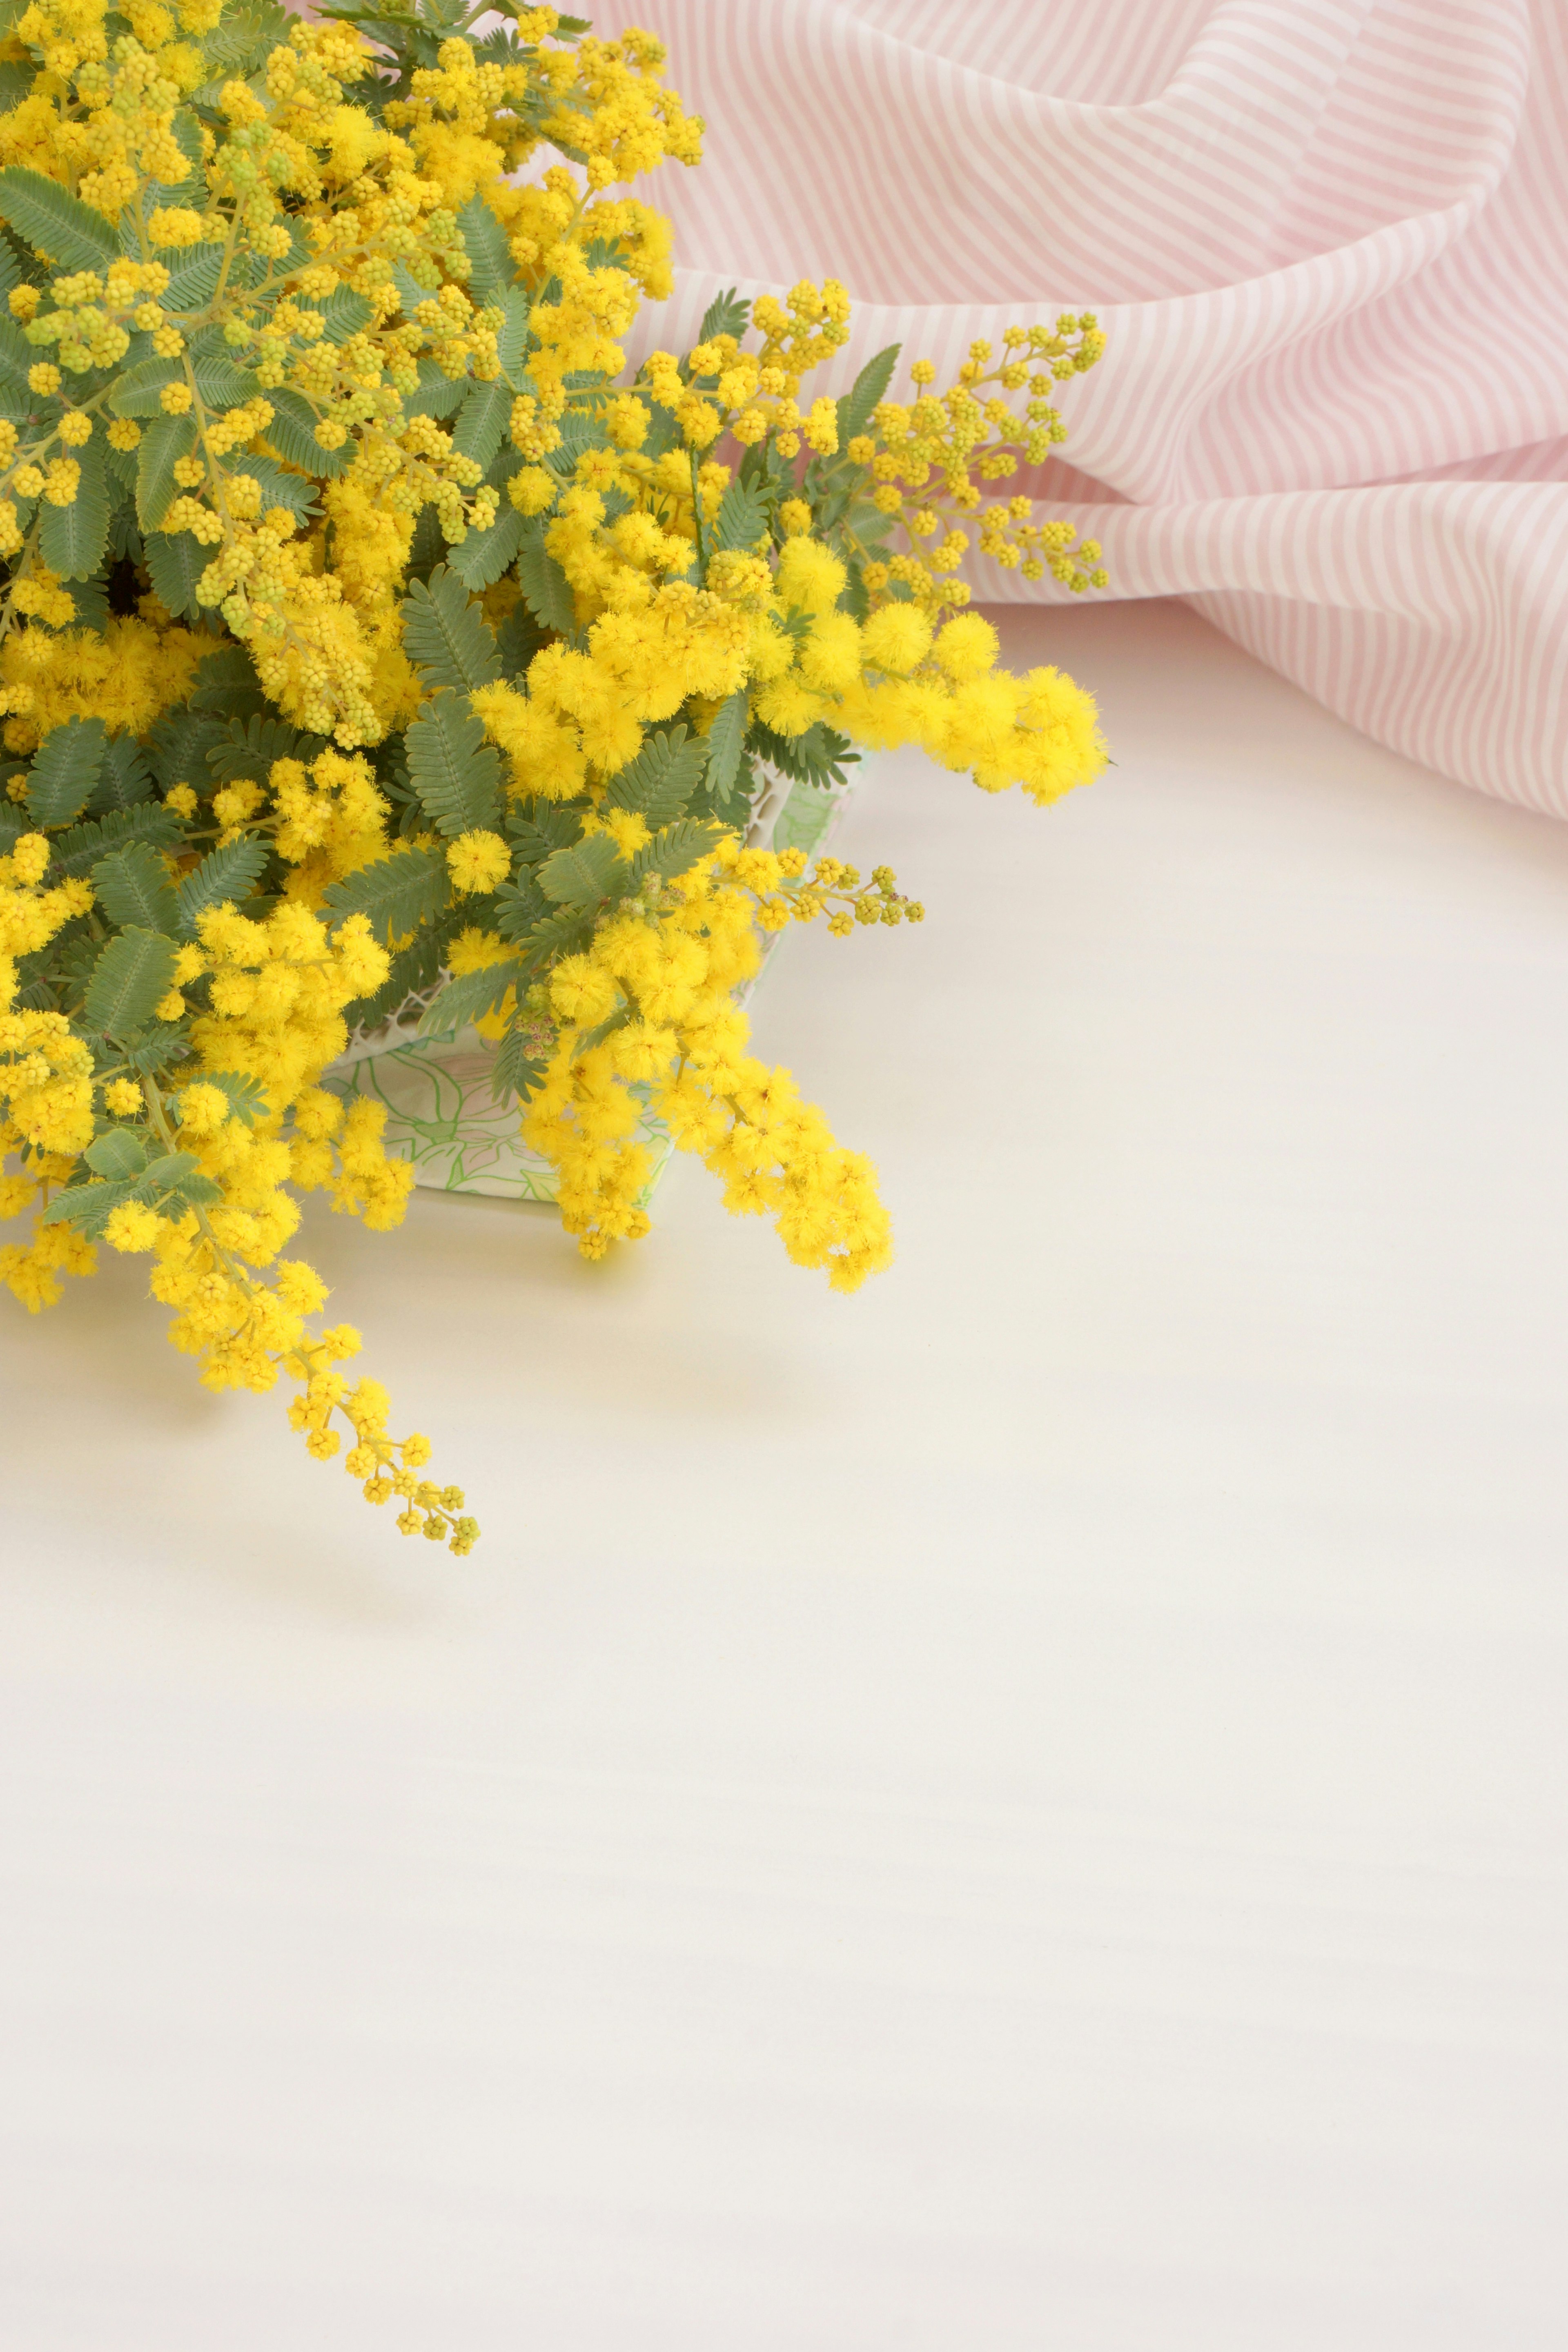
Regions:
[[402, 355, 468, 420], [147, 707, 227, 796], [507, 802, 581, 862], [494, 871, 550, 941], [194, 1069, 269, 1127], [84, 1127, 149, 1180], [702, 691, 749, 805], [713, 481, 768, 552], [605, 725, 708, 824], [50, 802, 180, 878], [418, 958, 522, 1036], [514, 516, 576, 633], [840, 343, 901, 443], [445, 505, 524, 592], [628, 819, 725, 889], [27, 717, 106, 827], [111, 355, 185, 420], [144, 528, 207, 618], [228, 453, 318, 523], [87, 736, 156, 815], [305, 285, 374, 346], [91, 841, 178, 933], [207, 714, 316, 785], [749, 719, 860, 791], [401, 564, 502, 691], [191, 354, 259, 412], [405, 690, 502, 837], [497, 285, 531, 385], [82, 926, 178, 1039], [199, 0, 287, 75], [321, 842, 450, 945], [0, 165, 117, 272], [457, 191, 513, 308], [489, 1021, 548, 1107], [186, 645, 267, 723], [260, 388, 352, 478], [135, 411, 197, 530], [696, 287, 751, 348], [160, 241, 227, 310], [39, 1173, 154, 1236], [536, 832, 627, 908], [39, 437, 108, 580], [176, 839, 268, 934], [513, 903, 594, 975], [451, 378, 511, 472]]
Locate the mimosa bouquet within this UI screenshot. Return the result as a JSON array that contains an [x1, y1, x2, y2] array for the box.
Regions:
[[0, 0, 1109, 1550]]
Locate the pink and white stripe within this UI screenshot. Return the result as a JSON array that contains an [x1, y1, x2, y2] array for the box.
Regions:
[[617, 0, 1568, 813]]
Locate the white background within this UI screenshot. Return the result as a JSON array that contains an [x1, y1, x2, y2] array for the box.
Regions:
[[3, 600, 1567, 2348]]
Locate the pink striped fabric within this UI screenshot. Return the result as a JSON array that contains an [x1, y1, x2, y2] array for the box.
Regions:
[[613, 0, 1568, 813]]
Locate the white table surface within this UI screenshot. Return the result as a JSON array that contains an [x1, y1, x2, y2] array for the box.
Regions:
[[3, 599, 1566, 2350]]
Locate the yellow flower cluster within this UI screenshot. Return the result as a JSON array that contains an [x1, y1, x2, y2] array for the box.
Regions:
[[0, 0, 1114, 1559], [522, 832, 913, 1288]]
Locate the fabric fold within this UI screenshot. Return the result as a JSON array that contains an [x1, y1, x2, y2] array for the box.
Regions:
[[618, 0, 1568, 812]]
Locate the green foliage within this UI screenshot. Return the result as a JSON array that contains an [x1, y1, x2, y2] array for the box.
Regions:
[[111, 355, 185, 419], [445, 504, 524, 591], [87, 736, 156, 815], [136, 412, 198, 530], [497, 287, 532, 384], [511, 902, 594, 975], [176, 840, 269, 935], [419, 958, 523, 1036], [49, 803, 181, 878], [40, 1148, 223, 1238], [839, 343, 900, 443], [515, 517, 576, 634], [497, 596, 549, 678], [628, 819, 724, 888], [194, 1069, 269, 1127], [489, 1023, 548, 1107], [39, 437, 108, 580], [0, 165, 117, 273], [187, 646, 268, 724], [537, 833, 627, 908], [145, 528, 207, 619], [702, 690, 749, 805], [0, 311, 32, 416], [405, 689, 502, 836], [508, 801, 581, 861], [308, 285, 375, 345], [82, 927, 178, 1040], [147, 707, 227, 797], [161, 242, 228, 310], [452, 378, 511, 472], [713, 481, 768, 552], [457, 191, 514, 309], [261, 387, 352, 479], [606, 725, 708, 824], [322, 842, 450, 946], [207, 713, 316, 785], [494, 870, 550, 940], [750, 718, 860, 791], [403, 356, 469, 420], [91, 841, 178, 934], [85, 1127, 149, 1181], [229, 453, 318, 522], [27, 717, 106, 828], [401, 564, 501, 692], [341, 907, 461, 1030], [697, 287, 751, 347]]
